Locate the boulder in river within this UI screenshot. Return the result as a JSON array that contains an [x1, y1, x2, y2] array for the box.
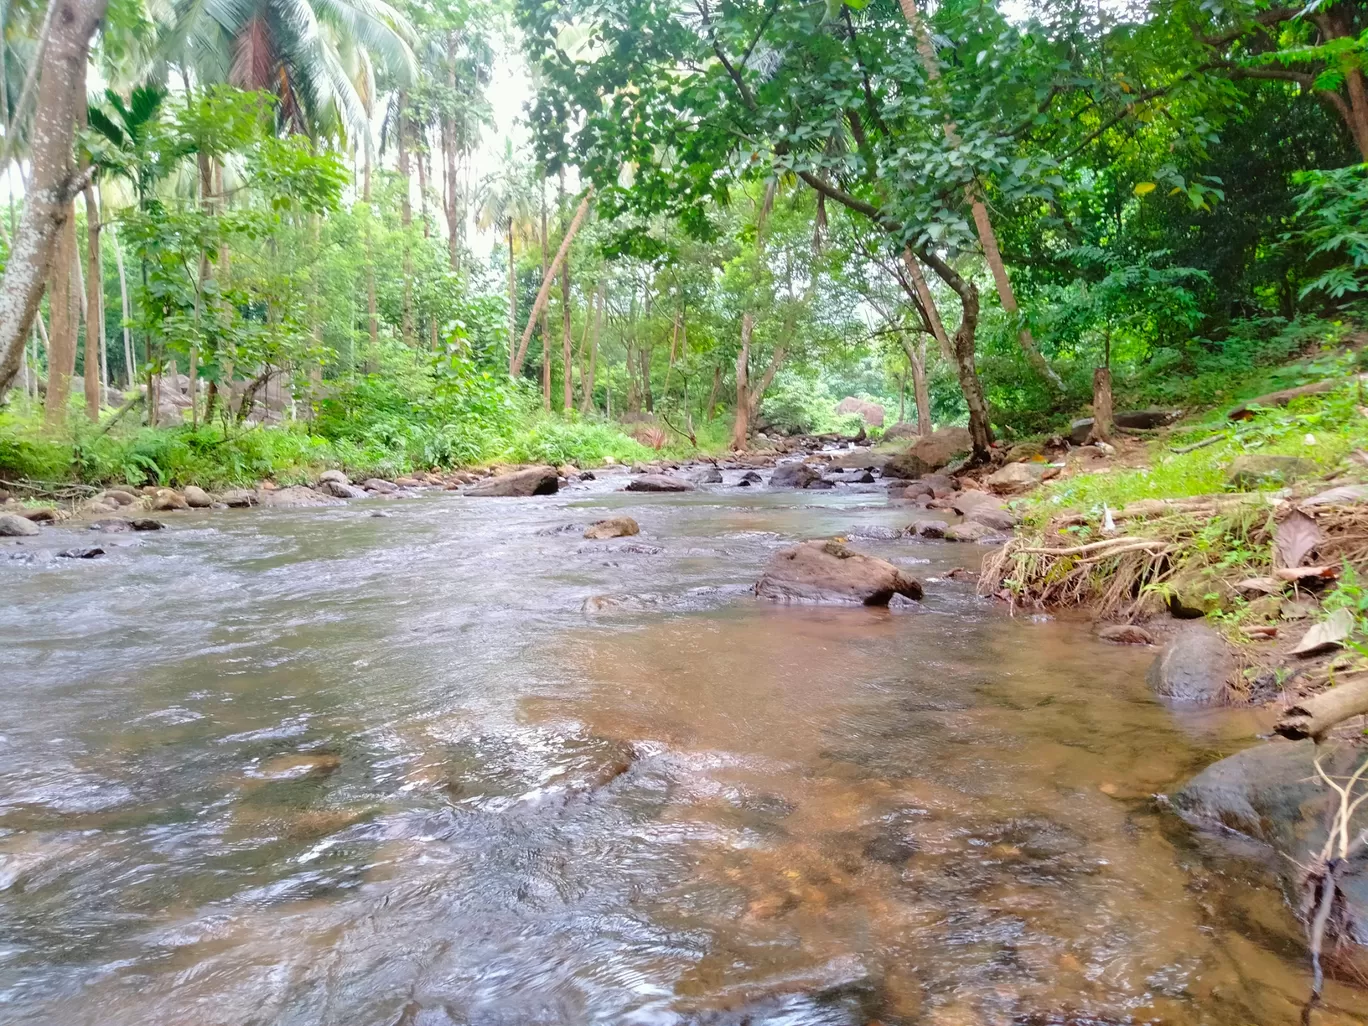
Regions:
[[755, 539, 923, 605], [1146, 625, 1234, 704], [942, 520, 999, 543], [363, 478, 398, 493], [219, 489, 258, 508], [151, 489, 189, 511], [1170, 740, 1368, 982], [907, 518, 946, 539], [883, 427, 974, 479], [466, 466, 560, 497], [1097, 624, 1155, 645], [57, 547, 104, 559], [261, 485, 343, 507], [183, 485, 213, 508], [769, 462, 822, 489], [585, 517, 640, 540], [101, 488, 137, 506], [317, 469, 350, 486], [318, 479, 368, 499], [737, 470, 762, 486], [88, 518, 132, 532], [624, 474, 694, 493], [129, 518, 164, 531], [964, 507, 1018, 532], [690, 465, 723, 484], [0, 512, 40, 536]]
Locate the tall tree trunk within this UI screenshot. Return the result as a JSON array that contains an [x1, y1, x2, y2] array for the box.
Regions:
[[510, 189, 593, 376], [397, 93, 414, 346], [731, 312, 753, 449], [706, 362, 722, 421], [44, 212, 77, 428], [581, 279, 603, 412], [902, 249, 952, 361], [112, 220, 133, 388], [540, 187, 550, 408], [920, 250, 992, 459], [416, 144, 430, 238], [639, 344, 653, 412], [897, 0, 1061, 392], [443, 32, 460, 271], [83, 182, 102, 419], [0, 0, 107, 403], [506, 221, 517, 374], [364, 157, 378, 371], [1088, 328, 1114, 443], [561, 252, 572, 411], [906, 337, 932, 436]]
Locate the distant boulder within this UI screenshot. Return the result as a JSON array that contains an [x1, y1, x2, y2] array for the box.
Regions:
[[624, 474, 694, 492], [465, 466, 560, 497], [883, 426, 974, 478], [834, 396, 886, 427], [755, 539, 923, 605], [769, 462, 823, 489]]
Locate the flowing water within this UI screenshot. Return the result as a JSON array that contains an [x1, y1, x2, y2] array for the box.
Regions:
[[0, 471, 1361, 1025]]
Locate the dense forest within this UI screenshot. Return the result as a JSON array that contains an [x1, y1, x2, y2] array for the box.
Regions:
[[0, 0, 1364, 485]]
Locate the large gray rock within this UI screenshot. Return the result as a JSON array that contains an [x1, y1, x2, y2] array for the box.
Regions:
[[755, 539, 923, 606], [0, 513, 40, 537], [985, 462, 1057, 496], [318, 479, 368, 499], [943, 520, 1000, 543], [151, 488, 188, 511], [317, 469, 350, 486], [1146, 626, 1234, 705], [834, 396, 885, 427], [883, 426, 974, 479], [1225, 454, 1319, 489], [769, 462, 823, 489], [826, 450, 887, 471], [182, 485, 213, 508], [261, 485, 343, 508], [465, 466, 560, 497], [624, 474, 694, 492], [690, 466, 723, 484], [584, 517, 640, 540], [1171, 741, 1368, 982]]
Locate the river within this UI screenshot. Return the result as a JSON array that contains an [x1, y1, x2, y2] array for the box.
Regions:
[[1, 470, 1360, 1024]]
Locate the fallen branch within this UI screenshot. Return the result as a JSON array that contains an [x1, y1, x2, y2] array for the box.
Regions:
[[1170, 432, 1226, 454], [1076, 540, 1173, 563], [0, 477, 100, 499], [1013, 536, 1168, 557], [1277, 674, 1368, 741], [85, 392, 143, 443]]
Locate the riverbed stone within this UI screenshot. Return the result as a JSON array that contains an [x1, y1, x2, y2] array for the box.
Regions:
[[88, 518, 132, 532], [318, 479, 368, 499], [261, 485, 342, 507], [151, 489, 189, 511], [585, 517, 640, 540], [465, 466, 560, 497], [363, 478, 398, 493], [1097, 624, 1155, 645], [690, 466, 723, 484], [318, 469, 350, 486], [0, 513, 40, 537], [624, 474, 694, 493], [57, 547, 104, 559], [884, 427, 975, 479], [1146, 625, 1234, 704], [19, 505, 60, 522], [943, 520, 999, 543], [129, 517, 164, 531], [965, 507, 1018, 532], [220, 489, 258, 508], [908, 518, 946, 538], [183, 485, 213, 508], [1225, 454, 1319, 489], [770, 462, 823, 489], [986, 462, 1056, 496], [755, 539, 923, 605], [101, 489, 137, 506], [1171, 740, 1368, 982]]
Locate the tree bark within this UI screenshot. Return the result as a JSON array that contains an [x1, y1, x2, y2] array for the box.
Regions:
[[639, 343, 653, 412], [397, 92, 414, 347], [443, 32, 460, 271], [364, 157, 378, 371], [902, 249, 952, 361], [1276, 674, 1368, 742], [44, 211, 78, 428], [706, 362, 722, 421], [111, 220, 133, 388], [510, 189, 592, 377], [1088, 366, 1114, 443], [83, 183, 102, 419], [560, 208, 572, 412], [897, 0, 1062, 392], [731, 312, 753, 449], [0, 0, 106, 403], [920, 249, 992, 459], [581, 279, 603, 412], [540, 188, 550, 408], [900, 333, 932, 435], [506, 221, 517, 374]]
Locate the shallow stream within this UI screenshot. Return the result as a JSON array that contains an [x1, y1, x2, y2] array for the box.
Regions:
[[1, 472, 1360, 1024]]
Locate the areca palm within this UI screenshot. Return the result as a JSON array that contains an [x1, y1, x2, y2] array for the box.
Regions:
[[475, 140, 539, 373]]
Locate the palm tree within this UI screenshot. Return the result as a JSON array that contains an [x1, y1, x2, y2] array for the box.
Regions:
[[475, 141, 538, 375], [168, 0, 416, 144]]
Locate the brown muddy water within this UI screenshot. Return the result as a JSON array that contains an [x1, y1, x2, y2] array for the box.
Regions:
[[0, 470, 1361, 1025]]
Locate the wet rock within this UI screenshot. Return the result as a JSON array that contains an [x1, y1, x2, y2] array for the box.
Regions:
[[755, 539, 923, 606], [318, 479, 368, 499], [18, 505, 59, 522], [770, 462, 823, 489], [394, 476, 422, 487], [690, 466, 723, 484], [985, 462, 1056, 496], [369, 510, 391, 518], [805, 477, 835, 490], [1097, 624, 1155, 645], [129, 518, 164, 531], [57, 547, 104, 559], [951, 490, 1006, 516], [183, 485, 213, 508], [901, 480, 933, 500], [1146, 625, 1234, 704], [262, 485, 342, 507], [965, 507, 1018, 532], [826, 450, 886, 471], [318, 469, 350, 486], [220, 489, 258, 508], [1171, 740, 1368, 982], [585, 517, 640, 540], [942, 520, 999, 543], [1225, 454, 1319, 489], [151, 488, 188, 511], [847, 525, 901, 540], [363, 478, 398, 493], [738, 470, 762, 485], [101, 489, 137, 506], [578, 471, 596, 481], [466, 466, 560, 497], [884, 426, 975, 479], [251, 753, 342, 780], [908, 519, 946, 539], [624, 474, 694, 493], [88, 518, 132, 532], [0, 513, 40, 537]]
